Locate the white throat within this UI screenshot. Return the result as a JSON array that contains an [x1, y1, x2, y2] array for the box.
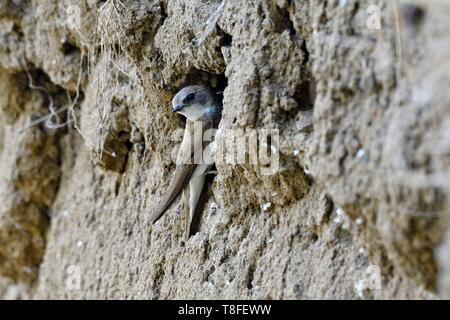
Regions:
[[178, 103, 206, 121]]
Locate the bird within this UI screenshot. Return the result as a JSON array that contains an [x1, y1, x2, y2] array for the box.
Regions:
[[150, 85, 222, 240]]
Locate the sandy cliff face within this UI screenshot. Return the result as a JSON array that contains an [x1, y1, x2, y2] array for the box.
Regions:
[[0, 0, 449, 299]]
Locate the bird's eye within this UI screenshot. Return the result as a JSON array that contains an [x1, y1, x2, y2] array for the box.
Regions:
[[184, 93, 195, 104]]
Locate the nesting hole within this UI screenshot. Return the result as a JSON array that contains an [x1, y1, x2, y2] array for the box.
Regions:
[[294, 78, 316, 111], [61, 40, 79, 56]]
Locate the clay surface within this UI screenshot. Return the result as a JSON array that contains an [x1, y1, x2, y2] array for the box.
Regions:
[[0, 0, 449, 299]]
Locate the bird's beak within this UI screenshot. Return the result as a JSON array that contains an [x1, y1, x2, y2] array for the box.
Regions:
[[172, 105, 184, 113]]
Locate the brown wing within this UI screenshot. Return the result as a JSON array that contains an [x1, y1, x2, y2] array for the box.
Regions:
[[183, 187, 191, 241], [150, 120, 209, 223]]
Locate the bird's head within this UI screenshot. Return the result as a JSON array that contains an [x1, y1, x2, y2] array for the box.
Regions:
[[172, 85, 220, 122]]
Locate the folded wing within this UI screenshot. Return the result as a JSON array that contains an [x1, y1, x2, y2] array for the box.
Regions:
[[150, 120, 210, 223]]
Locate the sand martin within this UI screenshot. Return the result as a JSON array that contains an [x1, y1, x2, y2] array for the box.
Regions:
[[150, 85, 222, 240]]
